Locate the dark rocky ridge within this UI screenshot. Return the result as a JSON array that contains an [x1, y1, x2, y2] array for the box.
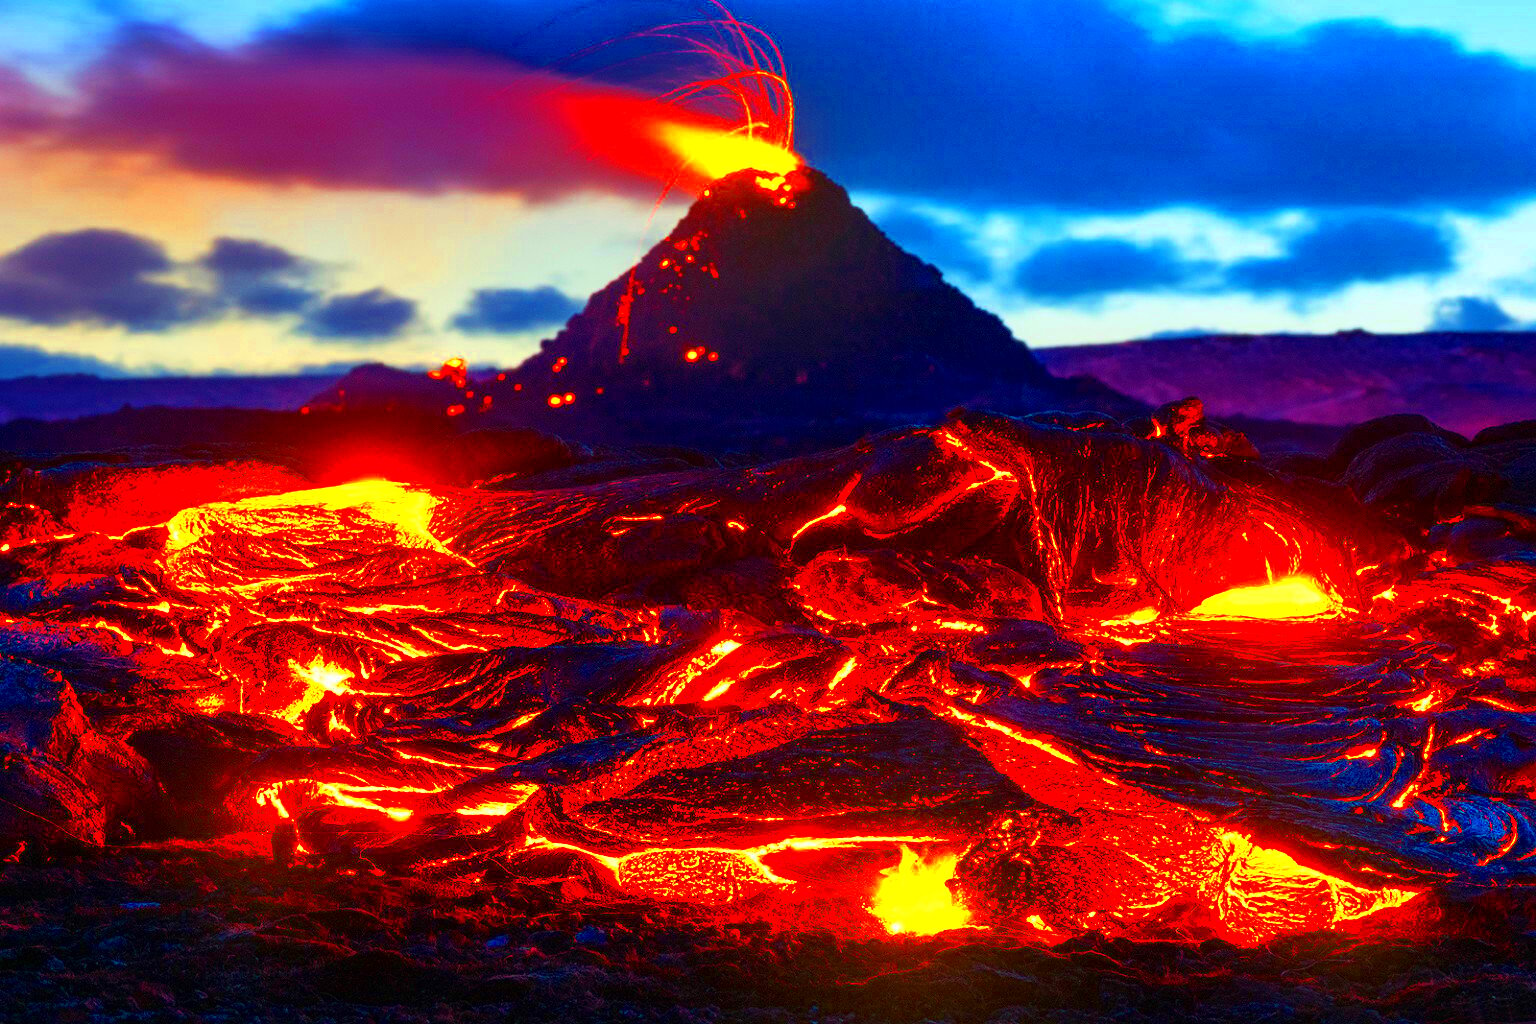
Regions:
[[1040, 330, 1536, 437]]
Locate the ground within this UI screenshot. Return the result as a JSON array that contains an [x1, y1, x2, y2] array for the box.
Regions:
[[1, 842, 1533, 1024]]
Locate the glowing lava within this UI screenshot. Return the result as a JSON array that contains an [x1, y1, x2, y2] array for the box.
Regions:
[[1190, 576, 1338, 620], [870, 847, 972, 936], [277, 656, 355, 724], [166, 479, 447, 555], [1218, 832, 1419, 941], [653, 120, 798, 181]]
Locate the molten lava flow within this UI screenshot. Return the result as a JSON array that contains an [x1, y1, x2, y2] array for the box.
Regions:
[[166, 479, 450, 557], [15, 410, 1536, 949], [1190, 576, 1338, 619], [277, 656, 354, 724], [1218, 832, 1420, 942], [870, 847, 972, 936]]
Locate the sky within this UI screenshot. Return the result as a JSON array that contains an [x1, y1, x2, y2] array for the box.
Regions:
[[0, 0, 1534, 376]]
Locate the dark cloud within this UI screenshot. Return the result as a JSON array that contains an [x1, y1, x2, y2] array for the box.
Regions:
[[9, 3, 1529, 212], [452, 286, 582, 333], [248, 0, 1536, 211], [745, 0, 1536, 211], [202, 237, 307, 279], [1227, 216, 1455, 295], [873, 209, 991, 281], [301, 288, 417, 340], [0, 66, 53, 140], [0, 229, 207, 331], [0, 23, 674, 201], [233, 282, 320, 315], [1432, 296, 1522, 332], [8, 229, 170, 289], [1014, 238, 1203, 301], [0, 228, 417, 335], [0, 343, 129, 378], [200, 236, 321, 315]]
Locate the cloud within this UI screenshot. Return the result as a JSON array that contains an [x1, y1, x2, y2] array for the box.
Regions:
[[202, 237, 308, 279], [0, 228, 420, 336], [1226, 215, 1454, 295], [200, 236, 321, 315], [872, 209, 991, 280], [0, 21, 730, 202], [0, 66, 52, 140], [1014, 238, 1204, 301], [11, 3, 1532, 213], [0, 229, 208, 331], [231, 283, 319, 315], [300, 288, 417, 340], [236, 0, 1536, 211], [1431, 296, 1522, 332], [452, 286, 582, 333], [0, 343, 130, 378], [730, 0, 1536, 211]]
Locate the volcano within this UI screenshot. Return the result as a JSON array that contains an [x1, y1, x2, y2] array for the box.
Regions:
[[8, 183, 1536, 1022], [312, 167, 1135, 450]]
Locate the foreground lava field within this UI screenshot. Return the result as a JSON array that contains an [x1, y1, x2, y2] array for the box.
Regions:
[[5, 400, 1536, 1020], [3, 841, 1534, 1024]]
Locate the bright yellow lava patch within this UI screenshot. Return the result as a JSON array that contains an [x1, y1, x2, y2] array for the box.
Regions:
[[654, 121, 799, 180], [869, 846, 971, 936], [1190, 576, 1338, 620], [165, 479, 448, 554]]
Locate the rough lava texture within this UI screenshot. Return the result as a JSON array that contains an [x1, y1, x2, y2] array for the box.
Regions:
[[4, 401, 1536, 1018]]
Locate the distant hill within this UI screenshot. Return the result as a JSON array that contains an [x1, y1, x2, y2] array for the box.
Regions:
[[0, 372, 345, 425], [1037, 331, 1536, 438]]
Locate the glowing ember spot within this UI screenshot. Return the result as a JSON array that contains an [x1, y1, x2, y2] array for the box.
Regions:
[[653, 121, 798, 182], [277, 656, 355, 724], [1189, 576, 1337, 620], [869, 846, 971, 936]]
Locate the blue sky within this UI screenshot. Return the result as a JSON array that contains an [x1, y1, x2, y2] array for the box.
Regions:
[[0, 0, 1533, 375]]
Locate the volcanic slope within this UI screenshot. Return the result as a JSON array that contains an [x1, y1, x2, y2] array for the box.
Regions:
[[311, 167, 1136, 450]]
